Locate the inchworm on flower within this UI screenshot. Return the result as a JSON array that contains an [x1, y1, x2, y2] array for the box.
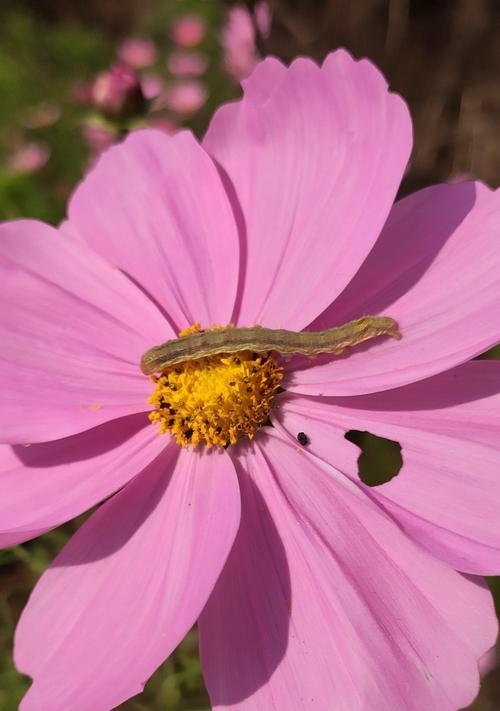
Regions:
[[140, 316, 400, 375]]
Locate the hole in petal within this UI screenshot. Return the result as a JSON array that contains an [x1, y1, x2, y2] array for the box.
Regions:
[[344, 430, 403, 486]]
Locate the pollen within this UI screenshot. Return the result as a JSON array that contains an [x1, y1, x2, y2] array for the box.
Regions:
[[148, 325, 283, 448]]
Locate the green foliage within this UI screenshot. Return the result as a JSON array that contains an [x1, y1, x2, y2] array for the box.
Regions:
[[0, 12, 111, 224]]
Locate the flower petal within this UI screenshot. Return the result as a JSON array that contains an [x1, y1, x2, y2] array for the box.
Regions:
[[203, 49, 412, 330], [0, 219, 169, 443], [200, 433, 497, 711], [275, 360, 500, 574], [67, 128, 240, 331], [15, 446, 240, 711], [291, 182, 500, 395], [0, 414, 165, 546], [240, 56, 287, 103]]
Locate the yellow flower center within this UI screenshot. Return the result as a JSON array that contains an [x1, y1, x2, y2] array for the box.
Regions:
[[148, 324, 284, 448]]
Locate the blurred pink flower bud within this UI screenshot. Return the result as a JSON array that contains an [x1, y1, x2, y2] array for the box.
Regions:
[[141, 74, 164, 100], [167, 50, 208, 77], [81, 122, 116, 155], [150, 117, 178, 135], [118, 37, 158, 69], [479, 647, 497, 677], [163, 81, 207, 116], [255, 1, 272, 36], [22, 103, 61, 130], [8, 142, 50, 174], [222, 2, 271, 81], [171, 14, 206, 48], [90, 63, 146, 118]]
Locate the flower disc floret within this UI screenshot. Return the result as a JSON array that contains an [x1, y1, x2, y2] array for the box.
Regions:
[[148, 326, 283, 448]]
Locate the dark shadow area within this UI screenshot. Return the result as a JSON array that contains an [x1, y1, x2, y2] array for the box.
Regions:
[[213, 159, 249, 326], [330, 360, 500, 412], [13, 412, 148, 467], [199, 446, 291, 704], [2, 0, 147, 34], [49, 443, 178, 565], [345, 429, 402, 486]]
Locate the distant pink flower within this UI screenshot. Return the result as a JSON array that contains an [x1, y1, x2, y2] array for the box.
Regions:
[[8, 142, 50, 173], [167, 49, 208, 76], [22, 103, 60, 130], [90, 63, 146, 117], [163, 80, 207, 115], [118, 37, 157, 69], [171, 13, 206, 47], [479, 647, 497, 677], [81, 122, 116, 155], [149, 116, 177, 135], [222, 1, 271, 80], [140, 73, 164, 100], [1, 51, 500, 711]]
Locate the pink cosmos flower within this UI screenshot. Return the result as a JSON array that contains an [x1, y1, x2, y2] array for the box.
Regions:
[[140, 72, 164, 100], [162, 80, 207, 115], [7, 141, 50, 174], [149, 116, 178, 135], [81, 121, 116, 157], [170, 13, 206, 48], [167, 49, 208, 77], [90, 63, 146, 117], [222, 1, 271, 80], [1, 50, 500, 711], [117, 37, 158, 69], [22, 102, 61, 130]]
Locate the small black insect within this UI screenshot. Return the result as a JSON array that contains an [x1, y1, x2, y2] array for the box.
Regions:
[[296, 432, 309, 446]]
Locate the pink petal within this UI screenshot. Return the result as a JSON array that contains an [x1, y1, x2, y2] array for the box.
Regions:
[[0, 220, 168, 443], [240, 56, 286, 103], [200, 433, 497, 711], [292, 182, 500, 395], [0, 529, 48, 548], [275, 360, 500, 574], [67, 129, 240, 332], [0, 414, 165, 546], [15, 446, 240, 711], [203, 50, 411, 329]]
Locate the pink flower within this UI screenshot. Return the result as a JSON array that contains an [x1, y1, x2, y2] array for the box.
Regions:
[[22, 103, 60, 130], [222, 2, 271, 80], [81, 121, 116, 155], [1, 51, 500, 711], [149, 116, 178, 135], [117, 37, 158, 69], [167, 49, 208, 76], [7, 141, 50, 173], [163, 80, 207, 115], [90, 63, 146, 117], [171, 13, 206, 48], [479, 647, 497, 677], [140, 73, 164, 100]]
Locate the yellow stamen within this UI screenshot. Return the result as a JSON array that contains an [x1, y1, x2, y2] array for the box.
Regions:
[[148, 324, 283, 448]]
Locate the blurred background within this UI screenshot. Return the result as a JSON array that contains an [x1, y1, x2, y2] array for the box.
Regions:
[[0, 0, 499, 709]]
